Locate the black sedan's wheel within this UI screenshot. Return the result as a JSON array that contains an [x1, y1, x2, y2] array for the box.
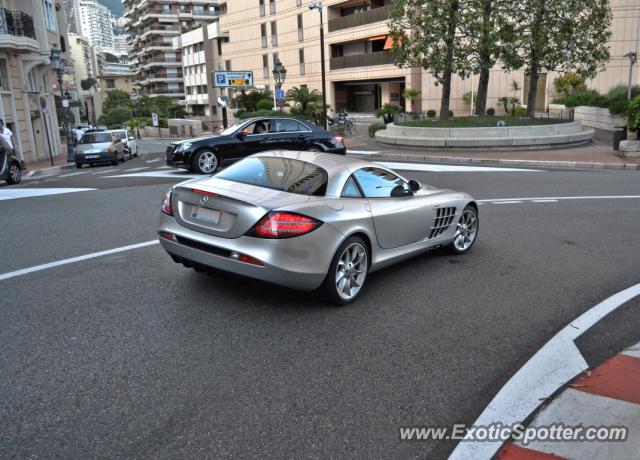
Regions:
[[322, 236, 369, 306], [76, 163, 82, 169], [448, 205, 479, 254], [6, 161, 21, 184], [192, 149, 219, 174], [305, 146, 321, 152]]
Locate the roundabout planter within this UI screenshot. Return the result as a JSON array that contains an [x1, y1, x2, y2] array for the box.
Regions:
[[375, 121, 594, 150]]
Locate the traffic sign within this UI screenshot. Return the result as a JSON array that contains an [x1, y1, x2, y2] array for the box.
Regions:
[[275, 90, 285, 99], [213, 71, 253, 88], [217, 96, 228, 107], [276, 99, 285, 107]]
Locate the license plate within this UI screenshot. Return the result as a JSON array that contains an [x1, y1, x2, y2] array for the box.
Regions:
[[191, 206, 221, 224], [85, 154, 99, 159]]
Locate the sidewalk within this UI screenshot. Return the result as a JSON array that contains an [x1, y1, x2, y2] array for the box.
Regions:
[[498, 341, 640, 459], [23, 144, 76, 176], [345, 135, 640, 170]]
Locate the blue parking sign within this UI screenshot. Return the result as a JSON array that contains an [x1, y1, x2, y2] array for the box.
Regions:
[[216, 74, 227, 85], [275, 90, 285, 99]]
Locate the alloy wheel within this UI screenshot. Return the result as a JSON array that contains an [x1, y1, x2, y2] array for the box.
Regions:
[[9, 163, 20, 183], [335, 242, 368, 300], [198, 151, 218, 173], [453, 209, 478, 251]]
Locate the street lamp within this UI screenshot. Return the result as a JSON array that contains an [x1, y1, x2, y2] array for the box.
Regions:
[[623, 52, 637, 101], [51, 46, 74, 162], [272, 58, 287, 111], [309, 0, 328, 129]]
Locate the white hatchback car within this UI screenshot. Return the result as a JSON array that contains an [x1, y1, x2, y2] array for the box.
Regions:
[[109, 129, 138, 160]]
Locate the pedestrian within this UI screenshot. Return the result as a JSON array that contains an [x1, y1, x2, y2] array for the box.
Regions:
[[0, 119, 14, 153], [75, 126, 84, 145]]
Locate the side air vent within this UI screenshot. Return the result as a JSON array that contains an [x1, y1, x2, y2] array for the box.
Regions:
[[429, 207, 456, 239]]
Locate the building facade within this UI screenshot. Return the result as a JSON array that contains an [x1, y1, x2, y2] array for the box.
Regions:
[[68, 32, 98, 123], [0, 0, 70, 164], [123, 0, 225, 100], [173, 22, 228, 129], [75, 0, 114, 51]]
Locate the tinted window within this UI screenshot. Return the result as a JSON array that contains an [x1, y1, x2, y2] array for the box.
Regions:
[[341, 176, 362, 198], [81, 133, 112, 144], [353, 167, 409, 198], [242, 120, 270, 135], [216, 157, 328, 196], [273, 118, 308, 132]]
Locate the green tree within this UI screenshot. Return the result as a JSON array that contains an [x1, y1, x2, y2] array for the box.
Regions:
[[499, 0, 611, 117], [80, 77, 97, 91], [286, 86, 322, 113], [628, 95, 640, 133], [99, 106, 133, 127], [234, 88, 273, 112], [102, 89, 132, 113], [553, 73, 587, 98], [403, 88, 421, 112], [389, 0, 475, 120]]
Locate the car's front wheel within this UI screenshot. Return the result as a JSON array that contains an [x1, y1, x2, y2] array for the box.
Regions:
[[192, 149, 219, 174], [6, 161, 21, 184], [322, 236, 369, 306], [448, 205, 479, 254], [124, 148, 132, 161]]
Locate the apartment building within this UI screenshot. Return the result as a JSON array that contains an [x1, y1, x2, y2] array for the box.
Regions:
[[123, 0, 225, 100], [173, 21, 228, 129], [218, 0, 420, 115], [69, 32, 98, 123], [0, 0, 70, 164], [75, 0, 114, 51]]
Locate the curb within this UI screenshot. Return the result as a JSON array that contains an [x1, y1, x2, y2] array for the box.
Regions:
[[347, 152, 640, 171], [25, 163, 76, 178]]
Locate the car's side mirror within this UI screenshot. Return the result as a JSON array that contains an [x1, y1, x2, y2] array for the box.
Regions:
[[391, 185, 412, 197], [237, 131, 246, 139], [408, 179, 421, 192]]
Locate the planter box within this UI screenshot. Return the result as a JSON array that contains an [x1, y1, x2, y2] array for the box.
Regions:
[[573, 106, 626, 132]]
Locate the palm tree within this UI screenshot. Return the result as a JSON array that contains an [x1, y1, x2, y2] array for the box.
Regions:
[[403, 89, 421, 113], [286, 87, 322, 113]]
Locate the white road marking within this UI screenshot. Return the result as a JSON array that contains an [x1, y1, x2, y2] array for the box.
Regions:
[[622, 341, 640, 359], [156, 166, 173, 169], [377, 161, 538, 172], [491, 201, 523, 204], [126, 167, 150, 172], [478, 195, 640, 203], [531, 199, 559, 203], [449, 281, 640, 460], [348, 149, 381, 154], [0, 188, 96, 201], [104, 170, 200, 179], [146, 158, 161, 163], [92, 169, 120, 174], [0, 240, 159, 282]]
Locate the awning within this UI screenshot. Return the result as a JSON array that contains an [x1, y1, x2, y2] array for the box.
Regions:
[[369, 35, 388, 41], [383, 35, 398, 50]]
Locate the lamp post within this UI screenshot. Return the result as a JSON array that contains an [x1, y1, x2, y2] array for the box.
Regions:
[[50, 46, 74, 162], [272, 58, 287, 111], [623, 52, 637, 101], [309, 0, 327, 129]]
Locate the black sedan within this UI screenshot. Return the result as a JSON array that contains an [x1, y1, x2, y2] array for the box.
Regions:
[[166, 117, 346, 174], [0, 146, 22, 185]]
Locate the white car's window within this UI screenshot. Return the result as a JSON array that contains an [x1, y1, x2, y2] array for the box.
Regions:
[[341, 176, 362, 198], [353, 167, 410, 198]]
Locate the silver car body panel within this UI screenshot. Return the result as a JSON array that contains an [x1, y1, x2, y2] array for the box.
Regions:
[[159, 150, 476, 290]]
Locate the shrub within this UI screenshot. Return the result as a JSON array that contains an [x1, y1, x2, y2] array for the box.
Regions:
[[628, 95, 640, 132], [562, 90, 608, 108], [236, 110, 289, 119], [375, 103, 402, 123], [427, 109, 436, 118], [448, 110, 454, 118], [368, 122, 386, 138], [513, 107, 527, 117], [462, 91, 473, 105], [553, 73, 587, 98], [256, 99, 274, 111], [486, 107, 495, 116]]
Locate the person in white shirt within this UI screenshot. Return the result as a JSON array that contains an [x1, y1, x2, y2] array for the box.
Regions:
[[0, 119, 14, 152], [75, 127, 84, 144]]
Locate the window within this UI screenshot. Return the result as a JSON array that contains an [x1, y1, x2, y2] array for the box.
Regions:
[[273, 119, 308, 132], [262, 54, 269, 78], [216, 157, 328, 196], [161, 4, 171, 12], [43, 0, 57, 31], [180, 5, 188, 11], [225, 60, 231, 71], [260, 23, 267, 48], [242, 120, 271, 135], [341, 177, 363, 198], [106, 79, 115, 89], [272, 52, 279, 68], [193, 5, 205, 13], [297, 14, 303, 41], [259, 0, 265, 16], [270, 21, 277, 47], [299, 48, 305, 75], [217, 39, 223, 56], [269, 0, 276, 15], [0, 59, 9, 89], [353, 167, 410, 198]]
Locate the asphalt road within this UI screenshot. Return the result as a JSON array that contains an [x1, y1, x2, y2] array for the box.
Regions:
[[1, 139, 639, 459]]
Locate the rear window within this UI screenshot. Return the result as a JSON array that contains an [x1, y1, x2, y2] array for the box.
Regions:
[[81, 133, 111, 144], [215, 157, 328, 196]]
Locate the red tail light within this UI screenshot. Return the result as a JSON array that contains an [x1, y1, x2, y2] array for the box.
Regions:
[[161, 189, 173, 216], [247, 212, 322, 239], [333, 135, 344, 144]]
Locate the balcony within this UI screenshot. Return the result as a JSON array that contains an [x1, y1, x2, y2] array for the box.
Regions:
[[0, 8, 37, 52], [330, 51, 394, 70], [328, 4, 393, 32]]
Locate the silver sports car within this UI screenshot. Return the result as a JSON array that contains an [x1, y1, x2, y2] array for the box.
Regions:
[[158, 151, 478, 305]]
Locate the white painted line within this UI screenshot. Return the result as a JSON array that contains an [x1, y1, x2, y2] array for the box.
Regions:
[[531, 199, 559, 203], [348, 149, 381, 155], [146, 158, 161, 163], [0, 188, 96, 201], [0, 240, 159, 282], [377, 161, 538, 172], [58, 171, 88, 177], [126, 167, 150, 172], [491, 201, 523, 204], [92, 169, 120, 174], [450, 281, 640, 460], [515, 389, 640, 459], [104, 170, 200, 179], [621, 341, 640, 360], [156, 166, 173, 169], [478, 195, 640, 203]]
